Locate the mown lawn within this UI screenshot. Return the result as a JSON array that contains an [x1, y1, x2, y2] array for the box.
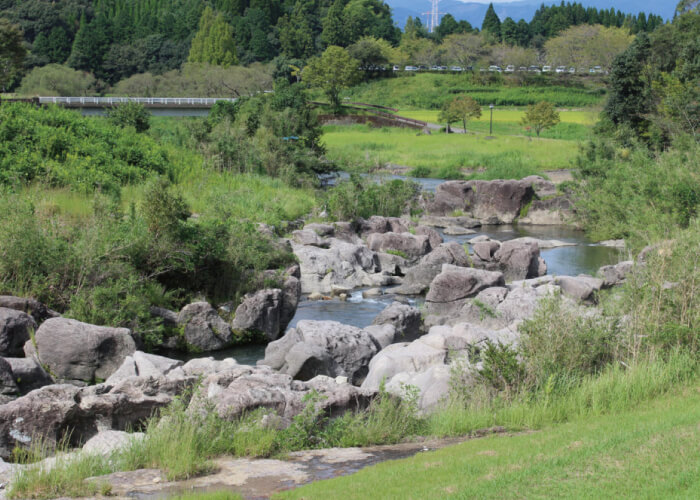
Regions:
[[277, 384, 700, 499], [322, 124, 580, 178]]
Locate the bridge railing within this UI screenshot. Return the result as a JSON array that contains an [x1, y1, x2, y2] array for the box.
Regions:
[[37, 97, 238, 106]]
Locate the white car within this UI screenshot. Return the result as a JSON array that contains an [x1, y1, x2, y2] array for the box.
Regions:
[[568, 67, 576, 74], [542, 65, 552, 72], [505, 65, 515, 73], [488, 65, 502, 72], [450, 66, 463, 72], [555, 66, 566, 73], [404, 65, 418, 71], [528, 66, 541, 73]]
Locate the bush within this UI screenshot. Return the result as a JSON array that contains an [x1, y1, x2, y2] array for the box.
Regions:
[[323, 174, 421, 220], [107, 102, 151, 132]]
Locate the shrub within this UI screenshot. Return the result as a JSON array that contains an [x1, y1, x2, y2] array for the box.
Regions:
[[323, 174, 421, 220], [107, 102, 151, 132]]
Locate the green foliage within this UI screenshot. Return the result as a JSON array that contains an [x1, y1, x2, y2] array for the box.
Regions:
[[107, 102, 151, 133], [18, 64, 96, 97], [521, 101, 560, 137], [188, 7, 237, 67], [304, 46, 360, 111], [0, 104, 170, 194], [0, 18, 27, 91], [477, 341, 524, 395], [323, 174, 421, 220], [481, 3, 502, 43], [439, 95, 482, 131]]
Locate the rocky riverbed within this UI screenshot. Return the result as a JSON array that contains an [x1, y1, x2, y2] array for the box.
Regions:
[[0, 176, 639, 498]]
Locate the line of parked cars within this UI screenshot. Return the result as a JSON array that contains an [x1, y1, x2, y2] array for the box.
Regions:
[[394, 65, 607, 74]]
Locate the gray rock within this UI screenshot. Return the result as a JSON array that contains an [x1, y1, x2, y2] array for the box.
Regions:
[[0, 376, 194, 460], [521, 175, 557, 198], [0, 296, 58, 323], [362, 288, 383, 298], [303, 223, 335, 237], [0, 358, 18, 397], [33, 318, 136, 383], [366, 232, 431, 260], [0, 308, 37, 358], [376, 252, 408, 275], [414, 226, 443, 250], [555, 276, 599, 303], [106, 351, 183, 384], [362, 324, 397, 350], [391, 263, 443, 295], [231, 289, 283, 341], [425, 265, 505, 316], [182, 357, 238, 377], [385, 364, 452, 412], [358, 216, 410, 236], [149, 307, 178, 327], [260, 320, 382, 385], [494, 239, 543, 281], [419, 215, 481, 229], [443, 226, 476, 235], [178, 302, 233, 352], [421, 241, 471, 268], [473, 241, 501, 262], [372, 302, 423, 341], [190, 365, 373, 422], [82, 430, 143, 456], [293, 239, 378, 294], [3, 357, 53, 394], [599, 261, 634, 288], [291, 229, 329, 248]]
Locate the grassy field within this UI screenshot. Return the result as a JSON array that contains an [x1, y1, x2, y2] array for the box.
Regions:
[[336, 73, 607, 109], [277, 384, 700, 500], [322, 124, 580, 178]]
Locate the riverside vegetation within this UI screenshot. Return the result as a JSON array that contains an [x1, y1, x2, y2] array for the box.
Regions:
[[2, 7, 700, 500]]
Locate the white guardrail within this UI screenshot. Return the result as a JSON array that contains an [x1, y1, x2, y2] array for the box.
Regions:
[[38, 97, 238, 106]]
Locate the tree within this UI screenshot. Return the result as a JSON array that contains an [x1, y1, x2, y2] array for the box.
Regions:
[[501, 17, 518, 45], [278, 2, 315, 59], [521, 101, 560, 137], [481, 3, 502, 43], [0, 18, 26, 91], [321, 0, 347, 47], [107, 102, 151, 133], [18, 64, 96, 96], [544, 25, 633, 71], [438, 99, 460, 132], [348, 36, 391, 71], [67, 13, 111, 77], [303, 46, 360, 111], [443, 96, 482, 132], [442, 33, 485, 68], [188, 7, 237, 66]]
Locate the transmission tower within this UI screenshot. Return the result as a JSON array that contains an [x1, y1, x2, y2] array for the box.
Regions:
[[422, 0, 442, 33]]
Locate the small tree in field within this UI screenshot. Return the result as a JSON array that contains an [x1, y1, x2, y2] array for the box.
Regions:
[[521, 101, 560, 137], [439, 96, 482, 132], [303, 46, 359, 112]]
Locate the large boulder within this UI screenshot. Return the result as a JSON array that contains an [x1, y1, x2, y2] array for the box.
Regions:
[[32, 318, 136, 383], [420, 241, 471, 268], [555, 276, 602, 303], [372, 302, 423, 341], [425, 265, 505, 316], [358, 216, 410, 236], [366, 232, 432, 260], [106, 351, 184, 384], [493, 239, 544, 281], [231, 289, 284, 341], [599, 261, 634, 288], [0, 357, 18, 397], [0, 308, 37, 357], [0, 296, 58, 323], [414, 226, 443, 249], [177, 302, 233, 352], [190, 365, 374, 423], [392, 263, 443, 295], [429, 180, 535, 223], [293, 239, 378, 294], [259, 320, 388, 385], [0, 376, 193, 460], [291, 229, 329, 248], [3, 357, 53, 394]]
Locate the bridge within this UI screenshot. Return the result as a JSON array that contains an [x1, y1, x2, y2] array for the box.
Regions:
[[3, 96, 238, 116]]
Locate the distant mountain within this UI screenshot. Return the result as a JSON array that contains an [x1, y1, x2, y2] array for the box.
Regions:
[[387, 0, 677, 29]]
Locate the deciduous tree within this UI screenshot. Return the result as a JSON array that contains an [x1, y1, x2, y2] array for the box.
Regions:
[[521, 101, 560, 137], [0, 18, 26, 91], [303, 46, 360, 111]]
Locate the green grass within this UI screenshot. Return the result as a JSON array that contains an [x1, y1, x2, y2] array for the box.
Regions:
[[277, 380, 700, 499], [399, 108, 597, 141], [322, 124, 579, 178], [336, 73, 607, 109]]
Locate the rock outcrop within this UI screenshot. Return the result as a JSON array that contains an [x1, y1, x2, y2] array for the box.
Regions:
[[424, 265, 505, 316], [30, 318, 136, 383], [177, 302, 233, 352], [0, 308, 37, 357], [3, 357, 53, 394], [372, 302, 423, 341], [366, 232, 432, 260]]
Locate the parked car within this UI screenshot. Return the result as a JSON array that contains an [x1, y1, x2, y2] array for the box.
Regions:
[[518, 66, 527, 72], [393, 65, 400, 71], [542, 65, 552, 72], [488, 65, 502, 72], [404, 65, 418, 71], [555, 66, 566, 73], [450, 66, 463, 72], [593, 65, 604, 74], [528, 65, 541, 73], [505, 65, 515, 73], [568, 67, 576, 74]]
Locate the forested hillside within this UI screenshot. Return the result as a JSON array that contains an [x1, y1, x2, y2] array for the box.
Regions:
[[0, 0, 664, 92]]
